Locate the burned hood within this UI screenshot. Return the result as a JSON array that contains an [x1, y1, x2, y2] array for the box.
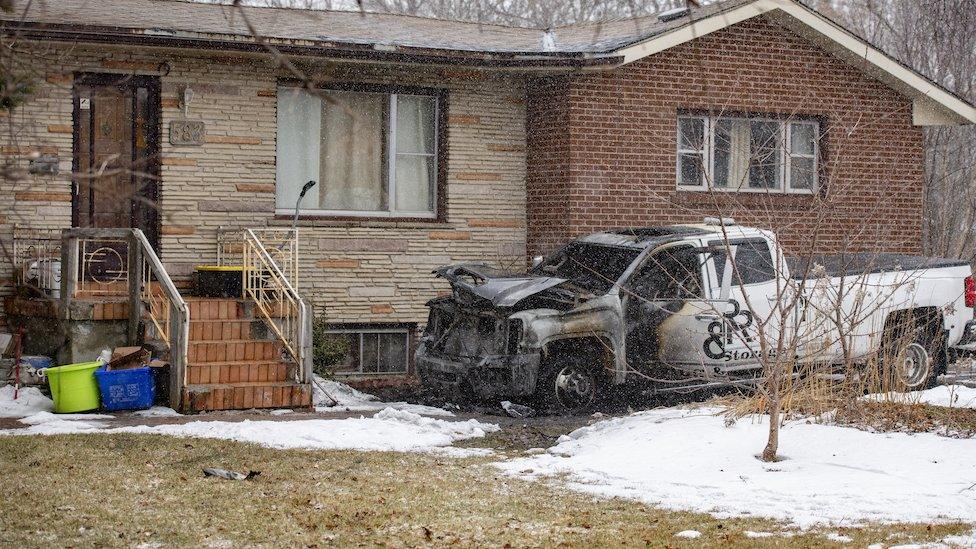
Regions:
[[433, 263, 568, 307]]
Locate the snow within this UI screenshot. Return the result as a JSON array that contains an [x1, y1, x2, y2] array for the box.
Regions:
[[498, 407, 976, 528], [12, 411, 113, 434], [0, 385, 53, 417], [825, 532, 853, 543], [3, 407, 498, 454], [132, 406, 181, 418], [866, 384, 976, 409], [313, 375, 452, 417], [674, 530, 701, 539]]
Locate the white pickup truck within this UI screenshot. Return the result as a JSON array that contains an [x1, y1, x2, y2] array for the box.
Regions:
[[417, 220, 976, 413]]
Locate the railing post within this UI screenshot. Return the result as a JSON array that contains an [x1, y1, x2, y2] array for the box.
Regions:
[[59, 230, 78, 321], [168, 301, 186, 411], [302, 299, 313, 383], [127, 232, 144, 346]]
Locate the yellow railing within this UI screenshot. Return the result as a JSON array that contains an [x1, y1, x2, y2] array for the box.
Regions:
[[242, 229, 310, 383]]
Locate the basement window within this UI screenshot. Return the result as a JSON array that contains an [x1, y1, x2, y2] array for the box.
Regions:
[[276, 85, 441, 218], [677, 114, 820, 193], [324, 327, 410, 375]]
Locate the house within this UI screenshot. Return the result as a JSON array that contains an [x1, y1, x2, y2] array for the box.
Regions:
[[1, 0, 974, 407]]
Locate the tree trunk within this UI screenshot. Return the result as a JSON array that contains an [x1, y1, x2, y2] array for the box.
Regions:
[[761, 369, 781, 462]]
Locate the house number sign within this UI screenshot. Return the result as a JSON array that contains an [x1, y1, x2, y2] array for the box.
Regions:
[[169, 120, 206, 146]]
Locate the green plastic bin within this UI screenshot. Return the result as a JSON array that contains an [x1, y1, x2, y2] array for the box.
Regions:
[[45, 361, 102, 413]]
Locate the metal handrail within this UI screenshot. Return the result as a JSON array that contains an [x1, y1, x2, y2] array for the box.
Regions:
[[242, 229, 310, 383], [58, 228, 189, 410]]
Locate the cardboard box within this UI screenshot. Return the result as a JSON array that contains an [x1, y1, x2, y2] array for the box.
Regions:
[[108, 346, 150, 371]]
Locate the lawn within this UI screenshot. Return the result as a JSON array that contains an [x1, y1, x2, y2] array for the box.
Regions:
[[0, 433, 969, 547]]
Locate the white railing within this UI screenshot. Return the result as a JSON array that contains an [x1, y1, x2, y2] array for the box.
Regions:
[[60, 228, 189, 410], [12, 227, 62, 297], [242, 229, 310, 383]]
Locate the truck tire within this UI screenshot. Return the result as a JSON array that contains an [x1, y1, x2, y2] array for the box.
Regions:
[[535, 353, 605, 415], [880, 311, 944, 390]]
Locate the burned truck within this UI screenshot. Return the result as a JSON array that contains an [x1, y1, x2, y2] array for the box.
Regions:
[[416, 220, 976, 413]]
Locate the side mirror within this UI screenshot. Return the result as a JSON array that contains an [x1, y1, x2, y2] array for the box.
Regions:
[[531, 256, 544, 269]]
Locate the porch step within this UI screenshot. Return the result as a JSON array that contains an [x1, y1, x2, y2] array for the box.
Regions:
[[186, 298, 246, 320], [185, 381, 313, 412], [187, 361, 291, 384], [189, 319, 262, 341], [187, 339, 280, 363]]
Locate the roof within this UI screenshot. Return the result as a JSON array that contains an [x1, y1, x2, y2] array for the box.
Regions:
[[2, 0, 973, 124]]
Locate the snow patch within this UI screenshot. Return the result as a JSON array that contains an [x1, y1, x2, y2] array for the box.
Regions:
[[132, 406, 181, 418], [498, 407, 976, 528], [0, 385, 53, 418], [674, 530, 701, 539], [866, 384, 976, 409], [4, 406, 498, 454], [313, 375, 452, 416]]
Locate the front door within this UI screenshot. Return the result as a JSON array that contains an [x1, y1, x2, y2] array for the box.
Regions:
[[73, 74, 160, 249]]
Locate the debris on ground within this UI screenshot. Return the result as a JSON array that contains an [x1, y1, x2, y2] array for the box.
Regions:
[[202, 468, 261, 481], [501, 401, 536, 418]]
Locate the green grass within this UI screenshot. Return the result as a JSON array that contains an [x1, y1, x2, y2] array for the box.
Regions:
[[0, 434, 969, 547]]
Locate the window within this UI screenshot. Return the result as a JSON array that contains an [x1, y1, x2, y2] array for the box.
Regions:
[[277, 86, 439, 217], [325, 327, 410, 375], [710, 239, 776, 286], [677, 114, 819, 193], [630, 246, 704, 300]]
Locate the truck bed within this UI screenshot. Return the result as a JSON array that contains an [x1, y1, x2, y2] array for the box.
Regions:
[[787, 253, 970, 278]]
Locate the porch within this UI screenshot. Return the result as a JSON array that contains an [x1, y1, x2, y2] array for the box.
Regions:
[[6, 226, 312, 413]]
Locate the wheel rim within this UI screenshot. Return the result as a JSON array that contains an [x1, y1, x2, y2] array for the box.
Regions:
[[898, 343, 930, 389], [554, 364, 596, 411]]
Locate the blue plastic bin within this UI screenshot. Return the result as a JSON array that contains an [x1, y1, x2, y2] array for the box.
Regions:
[[94, 366, 155, 411]]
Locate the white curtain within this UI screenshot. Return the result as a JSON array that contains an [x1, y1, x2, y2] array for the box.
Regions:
[[714, 119, 750, 189], [276, 89, 321, 211], [394, 95, 436, 213], [320, 91, 386, 212]]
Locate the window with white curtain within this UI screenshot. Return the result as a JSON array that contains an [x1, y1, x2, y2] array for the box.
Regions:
[[677, 114, 819, 193], [276, 86, 439, 217]]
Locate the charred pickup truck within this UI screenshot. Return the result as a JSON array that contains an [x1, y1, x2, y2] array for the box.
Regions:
[[416, 219, 976, 413]]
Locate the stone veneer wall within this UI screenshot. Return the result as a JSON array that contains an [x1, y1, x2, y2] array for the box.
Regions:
[[0, 44, 528, 330]]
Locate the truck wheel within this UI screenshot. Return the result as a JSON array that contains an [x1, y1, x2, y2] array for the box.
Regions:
[[881, 312, 943, 390], [896, 342, 934, 390], [536, 354, 604, 415]]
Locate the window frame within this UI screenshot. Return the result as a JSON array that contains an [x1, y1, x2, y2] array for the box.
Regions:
[[325, 326, 411, 376], [675, 114, 820, 195], [275, 82, 447, 221]]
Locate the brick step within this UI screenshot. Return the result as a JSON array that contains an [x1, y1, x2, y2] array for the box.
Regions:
[[185, 381, 313, 412], [186, 298, 248, 320], [188, 361, 291, 384], [187, 339, 280, 363], [189, 319, 263, 341]]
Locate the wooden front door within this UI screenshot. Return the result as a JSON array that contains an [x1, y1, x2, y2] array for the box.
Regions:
[[73, 74, 161, 249]]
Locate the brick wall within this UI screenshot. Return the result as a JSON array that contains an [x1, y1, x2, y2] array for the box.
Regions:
[[0, 45, 528, 328], [526, 16, 925, 258]]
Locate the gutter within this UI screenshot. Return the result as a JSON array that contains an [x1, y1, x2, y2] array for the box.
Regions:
[[0, 21, 624, 71]]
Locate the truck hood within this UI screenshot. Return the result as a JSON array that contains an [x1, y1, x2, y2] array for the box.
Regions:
[[433, 263, 569, 307]]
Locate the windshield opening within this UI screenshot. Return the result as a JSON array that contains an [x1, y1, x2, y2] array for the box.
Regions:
[[532, 242, 641, 294]]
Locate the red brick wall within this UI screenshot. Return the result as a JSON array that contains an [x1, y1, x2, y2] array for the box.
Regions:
[[526, 16, 925, 258]]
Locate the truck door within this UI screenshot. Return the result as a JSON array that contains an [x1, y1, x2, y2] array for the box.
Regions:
[[699, 238, 781, 374], [622, 243, 712, 371]]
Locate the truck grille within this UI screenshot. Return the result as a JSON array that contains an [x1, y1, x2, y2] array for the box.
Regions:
[[427, 309, 512, 358]]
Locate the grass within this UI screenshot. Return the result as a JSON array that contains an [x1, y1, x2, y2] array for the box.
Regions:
[[0, 434, 970, 547]]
